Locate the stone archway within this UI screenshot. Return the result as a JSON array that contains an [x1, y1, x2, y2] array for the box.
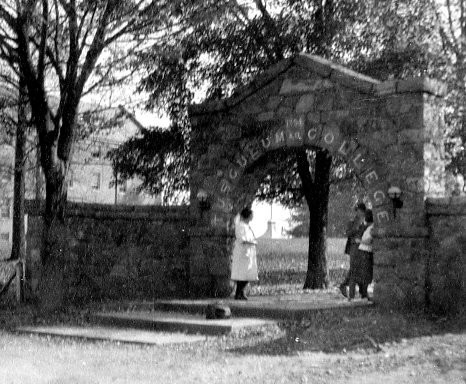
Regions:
[[188, 53, 446, 309]]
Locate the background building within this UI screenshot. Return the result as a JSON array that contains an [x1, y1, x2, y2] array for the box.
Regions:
[[0, 106, 161, 258]]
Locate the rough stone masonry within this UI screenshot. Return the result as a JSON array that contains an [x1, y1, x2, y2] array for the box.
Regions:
[[188, 53, 448, 309]]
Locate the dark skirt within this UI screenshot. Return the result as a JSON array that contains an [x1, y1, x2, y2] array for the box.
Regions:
[[349, 248, 373, 285]]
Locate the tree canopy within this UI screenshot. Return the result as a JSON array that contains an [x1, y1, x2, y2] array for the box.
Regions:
[[0, 0, 185, 309], [111, 0, 364, 201], [112, 0, 466, 200]]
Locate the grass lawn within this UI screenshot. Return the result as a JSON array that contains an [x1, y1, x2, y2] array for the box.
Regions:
[[252, 237, 348, 295]]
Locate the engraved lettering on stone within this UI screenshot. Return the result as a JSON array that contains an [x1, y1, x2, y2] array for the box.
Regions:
[[373, 190, 386, 204], [288, 131, 302, 141], [352, 152, 365, 169], [338, 141, 349, 156], [275, 130, 285, 144], [365, 170, 379, 185], [307, 128, 318, 141], [285, 116, 305, 130], [220, 180, 232, 194], [236, 154, 248, 168], [324, 132, 335, 145], [216, 197, 233, 212], [229, 167, 239, 180], [247, 144, 261, 161], [376, 211, 390, 224], [261, 137, 271, 149]]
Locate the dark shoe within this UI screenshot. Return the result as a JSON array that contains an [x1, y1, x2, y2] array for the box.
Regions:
[[238, 293, 248, 301], [339, 285, 348, 298]]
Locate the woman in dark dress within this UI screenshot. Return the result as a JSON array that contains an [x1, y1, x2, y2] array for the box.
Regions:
[[339, 202, 366, 298], [348, 209, 374, 301]]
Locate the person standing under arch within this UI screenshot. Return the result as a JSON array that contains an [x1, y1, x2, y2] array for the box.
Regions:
[[231, 207, 258, 300], [348, 209, 374, 301], [339, 202, 367, 298]]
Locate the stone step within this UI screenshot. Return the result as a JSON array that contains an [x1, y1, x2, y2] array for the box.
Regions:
[[16, 325, 207, 345], [90, 311, 276, 336], [152, 296, 374, 320]]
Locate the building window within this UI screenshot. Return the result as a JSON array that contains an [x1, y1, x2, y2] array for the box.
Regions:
[[0, 232, 9, 241], [91, 144, 102, 159], [91, 173, 101, 190], [68, 170, 74, 188], [118, 181, 127, 193], [1, 200, 10, 218]]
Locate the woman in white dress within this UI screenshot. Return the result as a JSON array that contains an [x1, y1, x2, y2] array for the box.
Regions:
[[231, 207, 258, 300]]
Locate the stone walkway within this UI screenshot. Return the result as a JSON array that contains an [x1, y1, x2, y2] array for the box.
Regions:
[[99, 290, 374, 320], [15, 292, 373, 346], [16, 325, 207, 345], [152, 291, 374, 320], [91, 310, 277, 335]]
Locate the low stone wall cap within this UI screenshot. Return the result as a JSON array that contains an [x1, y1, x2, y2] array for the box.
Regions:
[[377, 77, 447, 97]]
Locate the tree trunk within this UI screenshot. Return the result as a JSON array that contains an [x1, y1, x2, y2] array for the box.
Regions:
[[11, 79, 26, 263], [296, 148, 332, 289], [34, 138, 42, 200], [38, 171, 70, 311]]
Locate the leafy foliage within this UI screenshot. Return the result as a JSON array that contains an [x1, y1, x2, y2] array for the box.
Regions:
[[107, 126, 188, 203], [114, 0, 366, 201], [347, 0, 465, 179]]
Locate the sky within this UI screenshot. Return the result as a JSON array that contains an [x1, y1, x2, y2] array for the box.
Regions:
[[250, 201, 293, 238]]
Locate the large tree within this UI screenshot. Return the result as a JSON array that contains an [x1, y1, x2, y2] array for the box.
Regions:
[[0, 0, 176, 310], [349, 0, 465, 182]]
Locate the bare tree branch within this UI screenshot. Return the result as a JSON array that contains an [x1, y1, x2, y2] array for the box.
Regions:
[[76, 4, 98, 59], [0, 4, 17, 28], [37, 0, 49, 84], [75, 0, 119, 98]]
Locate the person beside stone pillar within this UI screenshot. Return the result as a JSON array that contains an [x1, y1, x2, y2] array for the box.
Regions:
[[348, 209, 374, 301], [339, 202, 366, 298], [231, 207, 258, 300]]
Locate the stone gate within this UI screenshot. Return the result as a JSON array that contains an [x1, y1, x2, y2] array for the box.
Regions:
[[188, 53, 447, 309]]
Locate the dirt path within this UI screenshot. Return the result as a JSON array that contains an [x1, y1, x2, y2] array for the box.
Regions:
[[0, 328, 465, 384], [1, 304, 465, 384]]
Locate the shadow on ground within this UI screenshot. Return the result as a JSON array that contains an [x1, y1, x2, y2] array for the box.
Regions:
[[227, 305, 466, 356]]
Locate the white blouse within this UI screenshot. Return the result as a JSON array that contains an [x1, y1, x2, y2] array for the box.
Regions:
[[359, 224, 374, 252]]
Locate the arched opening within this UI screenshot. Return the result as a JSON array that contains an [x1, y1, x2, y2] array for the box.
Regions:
[[194, 114, 391, 294], [229, 143, 368, 295]]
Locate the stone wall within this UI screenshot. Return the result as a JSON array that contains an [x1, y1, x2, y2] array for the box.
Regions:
[[25, 201, 192, 302], [426, 197, 466, 314]]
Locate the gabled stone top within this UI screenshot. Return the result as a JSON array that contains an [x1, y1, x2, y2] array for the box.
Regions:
[[189, 53, 446, 116]]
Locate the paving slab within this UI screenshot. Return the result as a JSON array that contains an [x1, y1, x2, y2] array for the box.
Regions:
[[16, 325, 207, 345], [90, 311, 276, 335]]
